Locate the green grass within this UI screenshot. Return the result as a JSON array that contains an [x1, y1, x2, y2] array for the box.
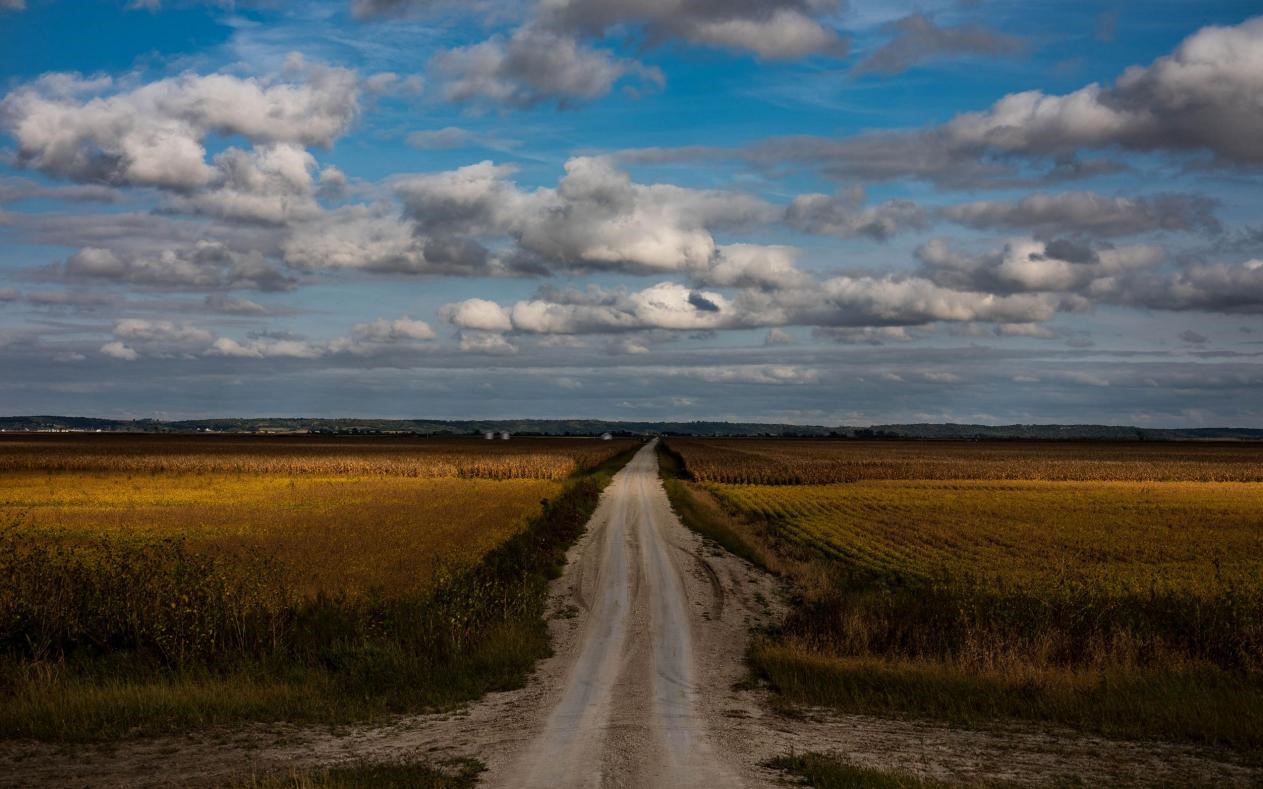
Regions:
[[244, 757, 482, 788], [767, 752, 952, 788], [0, 444, 641, 741]]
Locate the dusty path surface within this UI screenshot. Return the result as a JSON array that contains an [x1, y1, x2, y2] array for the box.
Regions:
[[2, 440, 1260, 787]]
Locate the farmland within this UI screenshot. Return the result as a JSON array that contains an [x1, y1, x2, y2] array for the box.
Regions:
[[0, 434, 636, 740], [661, 438, 1263, 752]]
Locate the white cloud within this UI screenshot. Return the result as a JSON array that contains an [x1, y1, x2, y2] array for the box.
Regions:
[[49, 242, 294, 292], [205, 336, 327, 359], [165, 143, 321, 224], [441, 298, 513, 332], [2, 61, 358, 189], [113, 319, 214, 345], [786, 186, 925, 240], [943, 191, 1219, 237], [351, 316, 436, 342], [99, 341, 138, 360], [537, 0, 845, 60], [407, 156, 774, 274], [458, 332, 518, 355], [432, 26, 662, 108], [944, 17, 1263, 163]]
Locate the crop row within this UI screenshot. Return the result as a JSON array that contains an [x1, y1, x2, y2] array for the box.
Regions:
[[711, 479, 1263, 595]]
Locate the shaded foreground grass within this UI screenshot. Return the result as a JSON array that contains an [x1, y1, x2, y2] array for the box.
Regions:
[[656, 441, 1263, 755], [767, 752, 952, 788], [0, 444, 640, 741], [757, 645, 1263, 752], [244, 757, 482, 788]]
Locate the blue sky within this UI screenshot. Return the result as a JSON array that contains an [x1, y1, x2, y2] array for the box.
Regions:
[[1, 0, 1261, 425]]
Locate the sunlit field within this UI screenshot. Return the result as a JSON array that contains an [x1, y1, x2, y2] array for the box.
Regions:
[[711, 479, 1263, 592], [3, 473, 560, 595], [661, 439, 1263, 752], [0, 434, 636, 740]]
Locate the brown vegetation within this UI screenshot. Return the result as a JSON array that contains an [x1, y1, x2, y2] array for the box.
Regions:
[[659, 439, 1263, 752]]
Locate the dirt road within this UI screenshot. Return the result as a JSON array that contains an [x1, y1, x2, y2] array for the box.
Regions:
[[3, 439, 1259, 787], [486, 439, 745, 788]]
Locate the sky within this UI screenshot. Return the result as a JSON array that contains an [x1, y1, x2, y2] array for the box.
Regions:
[[0, 1, 1261, 425]]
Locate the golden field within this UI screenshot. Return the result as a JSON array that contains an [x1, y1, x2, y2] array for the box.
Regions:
[[660, 438, 1263, 750], [0, 434, 637, 740], [710, 479, 1263, 592], [2, 472, 560, 596]]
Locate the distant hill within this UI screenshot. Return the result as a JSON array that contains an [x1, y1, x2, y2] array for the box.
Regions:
[[3, 415, 1262, 441]]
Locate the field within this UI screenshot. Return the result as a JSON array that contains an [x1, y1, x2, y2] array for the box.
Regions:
[[667, 437, 1263, 483], [661, 438, 1263, 752], [0, 434, 636, 740]]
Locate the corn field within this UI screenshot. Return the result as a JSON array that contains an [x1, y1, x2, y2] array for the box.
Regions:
[[0, 435, 636, 479], [669, 438, 1263, 484]]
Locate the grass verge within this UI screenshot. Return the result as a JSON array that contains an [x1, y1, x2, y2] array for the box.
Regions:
[[656, 442, 777, 571], [0, 444, 641, 741]]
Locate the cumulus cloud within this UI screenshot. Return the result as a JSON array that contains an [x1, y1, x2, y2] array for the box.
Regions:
[[1, 60, 359, 189], [44, 241, 295, 291], [702, 244, 810, 290], [855, 14, 1023, 75], [114, 318, 215, 345], [917, 236, 1165, 296], [1118, 259, 1263, 313], [786, 186, 925, 240], [943, 191, 1220, 237], [385, 157, 778, 278], [351, 316, 436, 342], [207, 336, 328, 359], [442, 272, 1057, 337], [458, 332, 518, 355], [431, 26, 662, 108], [537, 0, 846, 60], [943, 16, 1263, 164], [440, 298, 514, 332], [281, 203, 500, 275], [163, 143, 321, 224], [100, 341, 138, 360]]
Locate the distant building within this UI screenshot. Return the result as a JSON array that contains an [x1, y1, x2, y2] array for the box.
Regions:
[[485, 431, 496, 440], [600, 432, 613, 440], [500, 431, 511, 440]]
